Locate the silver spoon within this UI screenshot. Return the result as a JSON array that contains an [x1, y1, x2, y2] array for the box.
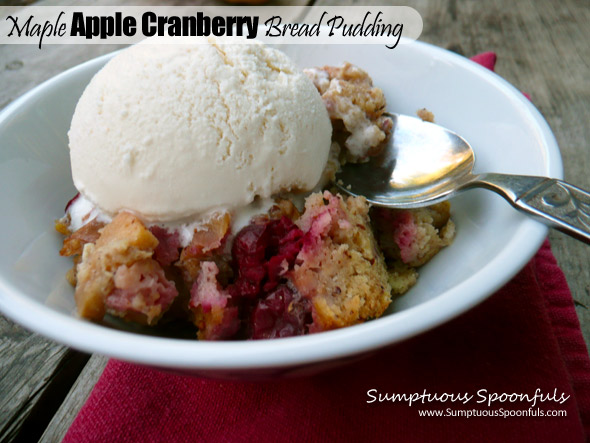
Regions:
[[335, 113, 590, 244]]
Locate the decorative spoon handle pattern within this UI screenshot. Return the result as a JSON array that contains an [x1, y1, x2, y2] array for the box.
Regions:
[[473, 173, 590, 244]]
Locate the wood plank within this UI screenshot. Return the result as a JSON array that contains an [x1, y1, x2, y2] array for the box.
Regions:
[[0, 39, 126, 443], [3, 350, 90, 443], [479, 0, 590, 345], [40, 355, 109, 443], [0, 316, 62, 442], [312, 0, 590, 349], [1, 0, 589, 440], [420, 0, 590, 350], [0, 0, 313, 440], [0, 316, 89, 442]]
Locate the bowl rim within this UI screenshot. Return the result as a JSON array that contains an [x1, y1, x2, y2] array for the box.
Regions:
[[0, 39, 561, 370]]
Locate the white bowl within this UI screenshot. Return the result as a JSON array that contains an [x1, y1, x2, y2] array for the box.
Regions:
[[0, 41, 561, 378]]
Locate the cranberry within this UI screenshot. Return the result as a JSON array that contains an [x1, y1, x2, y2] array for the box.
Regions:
[[208, 306, 240, 340], [231, 223, 270, 298], [150, 226, 181, 266], [251, 285, 311, 339], [264, 218, 303, 292], [230, 217, 303, 299], [227, 216, 308, 338]]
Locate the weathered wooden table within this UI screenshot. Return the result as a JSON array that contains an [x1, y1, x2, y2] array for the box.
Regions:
[[1, 0, 589, 441]]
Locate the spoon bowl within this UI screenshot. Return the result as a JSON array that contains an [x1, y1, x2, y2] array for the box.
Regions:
[[336, 113, 590, 243]]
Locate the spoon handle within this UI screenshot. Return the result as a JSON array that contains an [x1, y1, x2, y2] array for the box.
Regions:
[[470, 173, 590, 244]]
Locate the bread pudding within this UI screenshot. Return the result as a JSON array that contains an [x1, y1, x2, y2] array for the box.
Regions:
[[56, 47, 454, 340]]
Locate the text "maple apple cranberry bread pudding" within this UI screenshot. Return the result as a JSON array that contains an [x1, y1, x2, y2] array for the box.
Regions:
[[55, 37, 454, 340]]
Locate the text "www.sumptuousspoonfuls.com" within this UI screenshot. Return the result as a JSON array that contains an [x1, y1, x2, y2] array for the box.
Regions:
[[418, 408, 567, 418]]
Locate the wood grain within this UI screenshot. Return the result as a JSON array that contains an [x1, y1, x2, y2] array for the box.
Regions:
[[0, 40, 126, 443], [0, 316, 60, 441], [40, 355, 108, 443], [417, 0, 590, 351], [1, 0, 589, 440], [313, 0, 590, 346], [0, 316, 88, 442], [0, 1, 312, 440]]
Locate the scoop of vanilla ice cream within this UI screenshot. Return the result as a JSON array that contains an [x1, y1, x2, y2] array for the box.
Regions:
[[68, 38, 332, 222]]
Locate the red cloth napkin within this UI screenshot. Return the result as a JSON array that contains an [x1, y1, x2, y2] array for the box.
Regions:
[[64, 55, 590, 443]]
